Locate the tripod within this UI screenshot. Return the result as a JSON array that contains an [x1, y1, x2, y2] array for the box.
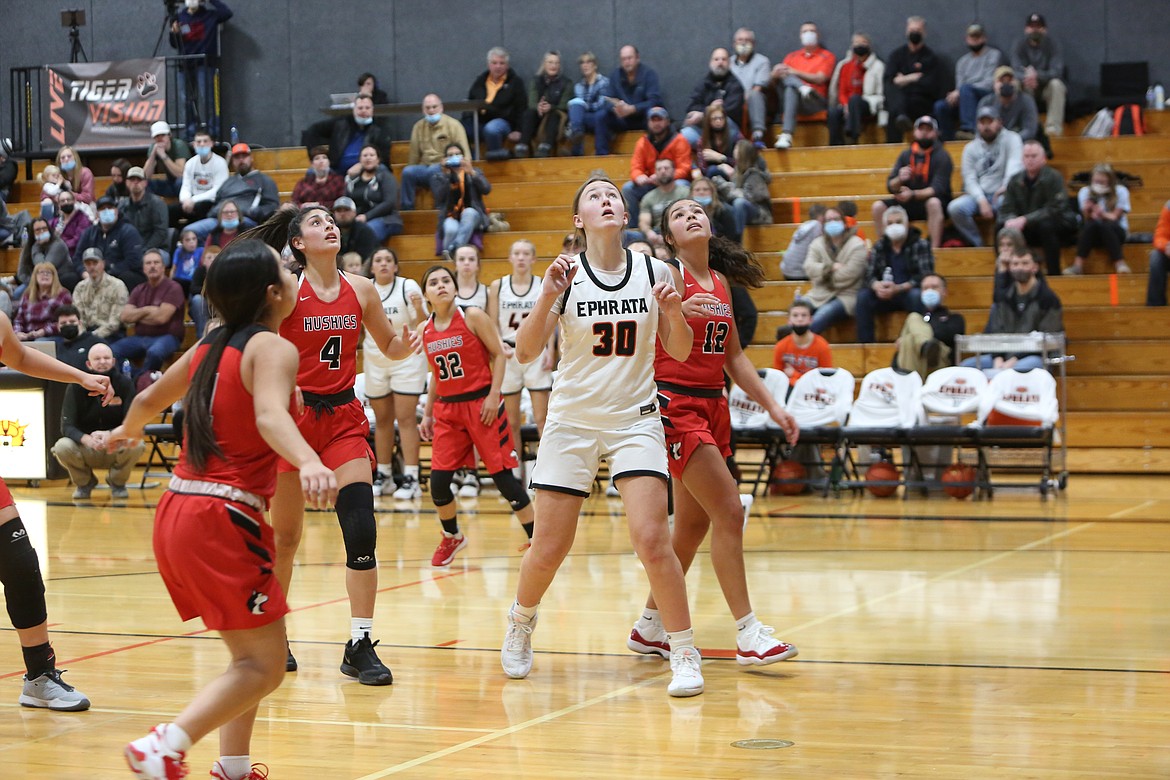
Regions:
[[68, 23, 87, 63]]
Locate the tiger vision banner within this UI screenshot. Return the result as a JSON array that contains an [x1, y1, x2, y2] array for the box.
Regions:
[[43, 58, 167, 149]]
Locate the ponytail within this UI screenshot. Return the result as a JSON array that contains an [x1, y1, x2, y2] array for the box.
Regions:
[[237, 203, 329, 274], [708, 235, 765, 288], [181, 326, 231, 471]]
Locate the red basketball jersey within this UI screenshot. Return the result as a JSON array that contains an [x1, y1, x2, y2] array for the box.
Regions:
[[423, 308, 493, 397], [279, 271, 362, 395], [174, 326, 282, 498], [654, 266, 734, 391]]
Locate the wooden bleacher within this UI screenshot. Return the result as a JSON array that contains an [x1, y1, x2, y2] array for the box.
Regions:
[[3, 113, 1168, 474]]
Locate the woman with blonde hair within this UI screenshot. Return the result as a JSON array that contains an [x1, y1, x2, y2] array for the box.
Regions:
[[14, 262, 71, 340], [54, 146, 95, 209], [1066, 163, 1132, 275]]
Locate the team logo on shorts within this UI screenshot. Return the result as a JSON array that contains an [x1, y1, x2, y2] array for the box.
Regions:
[[668, 442, 682, 460], [247, 590, 269, 615]]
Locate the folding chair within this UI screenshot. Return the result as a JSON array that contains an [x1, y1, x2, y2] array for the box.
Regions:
[[727, 368, 789, 496]]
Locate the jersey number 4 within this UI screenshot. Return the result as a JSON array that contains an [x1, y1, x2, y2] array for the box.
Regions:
[[434, 352, 465, 381], [320, 335, 343, 370], [592, 321, 637, 357], [702, 321, 729, 354]]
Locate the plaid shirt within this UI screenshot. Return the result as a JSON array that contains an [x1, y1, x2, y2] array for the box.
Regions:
[[14, 290, 72, 336]]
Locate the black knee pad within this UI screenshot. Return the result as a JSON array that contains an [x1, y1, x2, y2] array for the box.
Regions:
[[336, 483, 377, 571], [429, 470, 455, 507], [490, 470, 531, 512], [0, 518, 47, 629]]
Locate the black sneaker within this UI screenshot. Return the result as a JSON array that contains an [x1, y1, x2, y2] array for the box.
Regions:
[[286, 641, 297, 673], [341, 636, 393, 685]]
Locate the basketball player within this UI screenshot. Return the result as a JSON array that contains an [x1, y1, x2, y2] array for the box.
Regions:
[[0, 312, 110, 713], [450, 243, 488, 495], [115, 239, 337, 780], [418, 265, 535, 566], [364, 248, 428, 500], [241, 206, 415, 684], [628, 198, 801, 667], [486, 239, 555, 477], [500, 174, 705, 697]]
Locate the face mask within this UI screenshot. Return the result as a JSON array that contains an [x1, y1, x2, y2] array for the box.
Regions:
[[221, 218, 239, 231], [968, 42, 986, 53], [354, 115, 373, 126], [1011, 269, 1034, 284], [852, 45, 870, 58], [1090, 183, 1110, 196], [823, 219, 846, 237], [98, 209, 117, 225], [1029, 31, 1044, 43], [35, 231, 51, 243], [444, 155, 464, 168], [921, 289, 941, 309], [60, 159, 76, 172], [185, 0, 200, 10], [907, 31, 924, 45], [800, 31, 818, 47], [425, 113, 442, 124], [791, 325, 810, 336], [885, 223, 908, 242], [195, 144, 212, 158], [735, 44, 753, 58], [916, 136, 934, 149], [59, 324, 80, 340], [60, 203, 75, 215], [999, 83, 1016, 98], [694, 195, 713, 207]]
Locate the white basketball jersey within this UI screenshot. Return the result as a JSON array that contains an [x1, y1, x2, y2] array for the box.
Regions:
[[920, 366, 988, 416], [977, 368, 1059, 426], [497, 274, 543, 344], [847, 367, 923, 428], [547, 250, 673, 429], [456, 281, 488, 311], [363, 276, 424, 353], [786, 368, 855, 427]]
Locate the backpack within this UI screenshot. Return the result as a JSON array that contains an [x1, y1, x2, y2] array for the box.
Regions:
[[1112, 104, 1145, 136], [1081, 108, 1113, 138]]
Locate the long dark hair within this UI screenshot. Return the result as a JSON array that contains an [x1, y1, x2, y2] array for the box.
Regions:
[[661, 199, 765, 288], [237, 204, 330, 274], [182, 238, 282, 471]]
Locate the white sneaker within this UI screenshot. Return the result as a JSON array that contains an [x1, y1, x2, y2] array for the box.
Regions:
[[371, 471, 389, 497], [739, 493, 754, 530], [124, 725, 188, 779], [392, 473, 421, 500], [798, 84, 813, 99], [19, 669, 90, 711], [773, 132, 793, 150], [627, 615, 670, 659], [736, 622, 799, 666], [606, 480, 620, 497], [211, 761, 269, 779], [458, 483, 480, 498], [667, 646, 704, 697], [501, 609, 537, 679]]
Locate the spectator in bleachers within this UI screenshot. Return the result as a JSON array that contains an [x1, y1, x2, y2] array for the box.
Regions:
[[717, 140, 773, 240], [602, 45, 663, 156], [883, 16, 944, 144], [963, 248, 1062, 376], [690, 177, 739, 243], [112, 249, 185, 380], [119, 167, 169, 251], [0, 281, 11, 319], [773, 300, 833, 382], [1011, 12, 1067, 138], [1066, 163, 1131, 275], [187, 244, 218, 338], [38, 165, 67, 222], [1147, 201, 1170, 306], [780, 204, 826, 281], [50, 190, 91, 255], [72, 248, 128, 341], [771, 22, 837, 151], [934, 23, 1002, 141], [433, 143, 491, 255], [293, 145, 346, 209], [400, 96, 469, 210], [622, 107, 692, 229], [51, 305, 104, 371], [73, 197, 146, 291], [344, 145, 403, 243], [170, 229, 201, 297], [18, 217, 78, 293], [0, 137, 16, 206], [948, 107, 1023, 248], [637, 159, 691, 251], [694, 104, 743, 181], [55, 146, 95, 211], [51, 342, 141, 501], [332, 196, 379, 263], [978, 66, 1039, 142], [855, 205, 932, 343], [169, 129, 228, 227], [202, 200, 243, 251], [802, 205, 869, 334], [357, 72, 389, 105], [827, 32, 884, 146], [465, 47, 527, 161], [13, 263, 71, 340], [105, 159, 132, 201], [681, 48, 745, 149], [170, 0, 232, 138], [873, 116, 951, 249], [730, 27, 771, 147], [302, 94, 392, 175], [998, 140, 1072, 276], [566, 52, 613, 156], [185, 142, 278, 241], [516, 51, 573, 159], [892, 273, 965, 378], [142, 121, 192, 198]]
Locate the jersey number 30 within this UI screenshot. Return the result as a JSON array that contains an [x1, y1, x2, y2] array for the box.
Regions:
[[319, 335, 343, 370], [592, 321, 637, 357], [434, 352, 464, 381]]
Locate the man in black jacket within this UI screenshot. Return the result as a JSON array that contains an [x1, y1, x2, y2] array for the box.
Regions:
[[52, 305, 105, 371], [884, 16, 945, 143], [72, 197, 146, 291], [997, 139, 1073, 276], [464, 47, 528, 161], [681, 48, 746, 147], [119, 167, 169, 250], [332, 197, 380, 263], [302, 94, 392, 176]]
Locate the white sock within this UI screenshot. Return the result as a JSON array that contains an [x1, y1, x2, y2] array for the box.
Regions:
[[735, 612, 758, 632], [512, 601, 538, 621], [404, 465, 419, 478], [376, 462, 392, 477], [351, 617, 373, 643], [219, 756, 251, 780], [637, 608, 660, 628], [161, 722, 192, 754], [666, 627, 694, 650]]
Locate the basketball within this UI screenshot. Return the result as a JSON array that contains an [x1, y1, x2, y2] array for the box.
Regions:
[[865, 460, 900, 497], [770, 460, 807, 495], [941, 463, 977, 499]]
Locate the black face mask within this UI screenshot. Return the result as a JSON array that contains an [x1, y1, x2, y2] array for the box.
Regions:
[[59, 324, 80, 340], [60, 203, 75, 214], [791, 325, 810, 336], [999, 83, 1016, 98], [968, 42, 986, 53], [1011, 269, 1034, 284], [852, 45, 870, 58], [916, 137, 934, 149], [907, 31, 924, 45]]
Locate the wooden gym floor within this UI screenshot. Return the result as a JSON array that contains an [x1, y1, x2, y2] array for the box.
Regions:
[[1, 475, 1168, 779]]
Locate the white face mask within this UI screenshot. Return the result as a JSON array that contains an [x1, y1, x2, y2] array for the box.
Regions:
[[1090, 183, 1110, 196], [885, 223, 908, 242], [185, 0, 201, 11], [800, 31, 818, 47]]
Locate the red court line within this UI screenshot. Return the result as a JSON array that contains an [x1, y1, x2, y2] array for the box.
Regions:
[[700, 648, 737, 660], [435, 639, 463, 647]]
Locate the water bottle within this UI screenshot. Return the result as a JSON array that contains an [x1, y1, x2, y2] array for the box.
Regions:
[[230, 125, 239, 144], [1155, 84, 1165, 111], [121, 359, 131, 378], [1147, 85, 1156, 109], [793, 286, 802, 303], [882, 267, 894, 284]]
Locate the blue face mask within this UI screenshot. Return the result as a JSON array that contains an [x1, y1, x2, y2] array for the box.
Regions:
[[694, 195, 713, 207], [921, 288, 941, 309], [195, 144, 212, 158], [221, 218, 239, 231], [445, 155, 464, 168], [60, 159, 76, 172], [354, 115, 373, 126], [35, 231, 51, 243], [824, 219, 846, 237], [98, 209, 116, 225], [425, 113, 442, 124]]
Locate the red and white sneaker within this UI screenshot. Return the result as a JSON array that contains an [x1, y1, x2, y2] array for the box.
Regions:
[[124, 725, 188, 779], [210, 761, 269, 779], [627, 615, 670, 660], [736, 622, 799, 666], [431, 533, 468, 567]]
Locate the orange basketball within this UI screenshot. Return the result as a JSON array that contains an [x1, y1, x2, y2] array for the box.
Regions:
[[865, 460, 900, 497], [941, 463, 977, 499], [770, 460, 807, 495]]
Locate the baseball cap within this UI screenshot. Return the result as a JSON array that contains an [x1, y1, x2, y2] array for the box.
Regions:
[[149, 120, 170, 137], [994, 65, 1015, 81], [333, 196, 356, 210], [230, 142, 251, 156], [82, 247, 104, 262], [1025, 12, 1046, 26], [96, 195, 117, 208], [126, 166, 145, 179], [966, 23, 985, 35], [647, 107, 669, 120], [914, 115, 938, 129], [977, 105, 1000, 120]]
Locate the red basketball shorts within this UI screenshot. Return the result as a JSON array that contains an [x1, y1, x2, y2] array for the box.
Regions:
[[277, 398, 373, 473], [430, 396, 518, 473], [659, 390, 732, 479]]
